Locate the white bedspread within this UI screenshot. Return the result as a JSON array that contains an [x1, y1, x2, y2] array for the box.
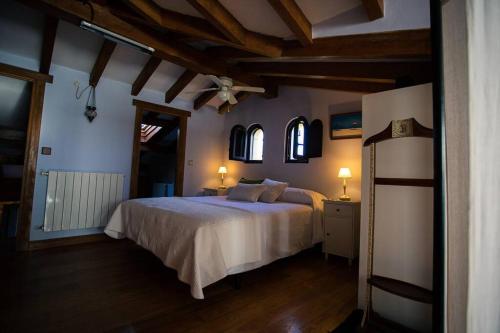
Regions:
[[105, 196, 323, 299]]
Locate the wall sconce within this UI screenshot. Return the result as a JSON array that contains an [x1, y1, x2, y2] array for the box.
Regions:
[[84, 86, 97, 122], [75, 81, 97, 122]]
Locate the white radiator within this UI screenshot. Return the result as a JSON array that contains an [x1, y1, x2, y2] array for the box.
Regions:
[[43, 171, 124, 231]]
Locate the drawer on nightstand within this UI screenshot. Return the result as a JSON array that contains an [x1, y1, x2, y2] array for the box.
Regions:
[[324, 204, 352, 217]]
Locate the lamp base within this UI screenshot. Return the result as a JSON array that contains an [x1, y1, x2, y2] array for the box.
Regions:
[[218, 185, 227, 189], [339, 195, 351, 201]]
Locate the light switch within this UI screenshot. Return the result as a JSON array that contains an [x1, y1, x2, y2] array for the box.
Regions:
[[188, 160, 193, 166]]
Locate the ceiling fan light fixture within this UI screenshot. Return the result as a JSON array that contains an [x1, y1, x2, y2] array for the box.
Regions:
[[218, 90, 229, 101]]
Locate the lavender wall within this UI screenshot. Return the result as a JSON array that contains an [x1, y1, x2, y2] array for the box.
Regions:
[[222, 87, 363, 201], [0, 51, 225, 241]]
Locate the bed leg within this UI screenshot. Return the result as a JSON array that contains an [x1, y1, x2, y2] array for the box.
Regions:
[[233, 275, 241, 290]]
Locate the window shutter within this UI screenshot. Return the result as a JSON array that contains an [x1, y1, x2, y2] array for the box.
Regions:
[[308, 119, 323, 158], [229, 125, 247, 161]]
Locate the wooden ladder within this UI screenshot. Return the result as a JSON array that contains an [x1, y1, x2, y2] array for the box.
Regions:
[[361, 118, 434, 332]]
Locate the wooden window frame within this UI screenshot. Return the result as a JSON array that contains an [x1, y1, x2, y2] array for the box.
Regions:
[[245, 124, 264, 164], [130, 99, 191, 198], [0, 63, 53, 251], [285, 116, 309, 163]]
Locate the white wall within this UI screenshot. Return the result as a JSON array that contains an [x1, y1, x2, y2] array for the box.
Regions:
[[0, 51, 225, 241], [222, 87, 363, 201], [358, 84, 433, 332], [466, 1, 500, 331]]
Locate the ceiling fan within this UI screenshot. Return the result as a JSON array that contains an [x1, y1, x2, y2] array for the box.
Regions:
[[188, 75, 266, 105]]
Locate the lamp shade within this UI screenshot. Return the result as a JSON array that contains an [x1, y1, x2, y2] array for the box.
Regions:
[[218, 166, 227, 174], [338, 167, 352, 179]]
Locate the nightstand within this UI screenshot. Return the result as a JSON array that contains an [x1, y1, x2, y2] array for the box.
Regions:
[[202, 188, 228, 196], [323, 200, 361, 265]]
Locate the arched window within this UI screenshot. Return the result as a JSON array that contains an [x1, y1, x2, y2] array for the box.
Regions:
[[229, 125, 246, 161], [246, 124, 264, 163], [285, 117, 308, 163]]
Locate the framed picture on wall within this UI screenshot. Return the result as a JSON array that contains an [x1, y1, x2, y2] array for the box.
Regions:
[[330, 112, 362, 140]]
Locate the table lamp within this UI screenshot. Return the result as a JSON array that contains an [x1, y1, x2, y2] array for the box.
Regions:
[[338, 167, 352, 201], [218, 166, 227, 189]]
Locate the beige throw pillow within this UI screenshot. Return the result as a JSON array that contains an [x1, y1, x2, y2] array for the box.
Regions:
[[227, 183, 268, 202], [259, 178, 288, 203]]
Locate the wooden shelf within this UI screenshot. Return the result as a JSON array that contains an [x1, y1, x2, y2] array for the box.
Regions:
[[367, 275, 433, 304], [374, 177, 434, 187]]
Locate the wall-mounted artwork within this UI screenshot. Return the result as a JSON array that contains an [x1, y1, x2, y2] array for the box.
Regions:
[[330, 112, 362, 140]]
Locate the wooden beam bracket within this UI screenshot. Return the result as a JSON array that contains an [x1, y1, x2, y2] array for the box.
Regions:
[[89, 39, 117, 87], [40, 16, 59, 74], [164, 70, 197, 103], [131, 56, 162, 96]]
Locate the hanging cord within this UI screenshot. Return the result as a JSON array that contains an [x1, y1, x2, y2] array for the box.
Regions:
[[75, 81, 92, 100], [86, 85, 96, 109]]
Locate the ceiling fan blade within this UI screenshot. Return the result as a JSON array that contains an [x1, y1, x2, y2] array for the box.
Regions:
[[232, 86, 265, 93], [207, 75, 223, 87], [228, 93, 238, 105], [183, 88, 219, 94]]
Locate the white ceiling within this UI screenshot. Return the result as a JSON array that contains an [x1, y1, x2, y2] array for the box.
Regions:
[[0, 0, 430, 109], [154, 0, 361, 38]]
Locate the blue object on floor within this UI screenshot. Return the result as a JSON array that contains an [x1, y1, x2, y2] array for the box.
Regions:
[[152, 183, 175, 197]]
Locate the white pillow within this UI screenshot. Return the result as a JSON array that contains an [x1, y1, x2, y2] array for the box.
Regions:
[[277, 187, 314, 205], [227, 183, 268, 202], [259, 178, 288, 203]]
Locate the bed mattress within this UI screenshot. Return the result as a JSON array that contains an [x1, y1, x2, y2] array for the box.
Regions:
[[105, 196, 321, 299]]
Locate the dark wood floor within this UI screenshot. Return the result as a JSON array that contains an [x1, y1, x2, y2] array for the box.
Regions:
[[1, 240, 358, 333]]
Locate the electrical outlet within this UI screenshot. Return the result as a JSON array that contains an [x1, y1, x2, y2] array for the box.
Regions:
[[41, 147, 52, 155]]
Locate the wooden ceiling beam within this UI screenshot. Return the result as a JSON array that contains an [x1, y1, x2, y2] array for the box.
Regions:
[[362, 0, 384, 21], [89, 39, 116, 87], [186, 0, 246, 44], [39, 16, 58, 74], [194, 86, 218, 110], [26, 0, 231, 77], [267, 0, 312, 47], [283, 28, 430, 59], [125, 0, 282, 57], [239, 61, 432, 83], [207, 29, 431, 61], [125, 0, 227, 44], [164, 70, 197, 103], [131, 56, 162, 96], [264, 76, 394, 93]]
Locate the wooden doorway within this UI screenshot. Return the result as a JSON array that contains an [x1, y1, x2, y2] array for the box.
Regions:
[[0, 63, 53, 251], [130, 100, 190, 198]]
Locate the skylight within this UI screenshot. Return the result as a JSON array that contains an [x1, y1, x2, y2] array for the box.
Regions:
[[140, 124, 161, 143]]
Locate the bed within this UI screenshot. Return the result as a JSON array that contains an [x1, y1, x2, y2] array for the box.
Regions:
[[104, 192, 325, 299]]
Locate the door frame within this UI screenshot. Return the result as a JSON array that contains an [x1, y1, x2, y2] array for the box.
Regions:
[[0, 63, 53, 251], [130, 99, 191, 198]]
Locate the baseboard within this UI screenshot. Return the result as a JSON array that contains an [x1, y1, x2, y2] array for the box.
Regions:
[[29, 233, 110, 250]]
